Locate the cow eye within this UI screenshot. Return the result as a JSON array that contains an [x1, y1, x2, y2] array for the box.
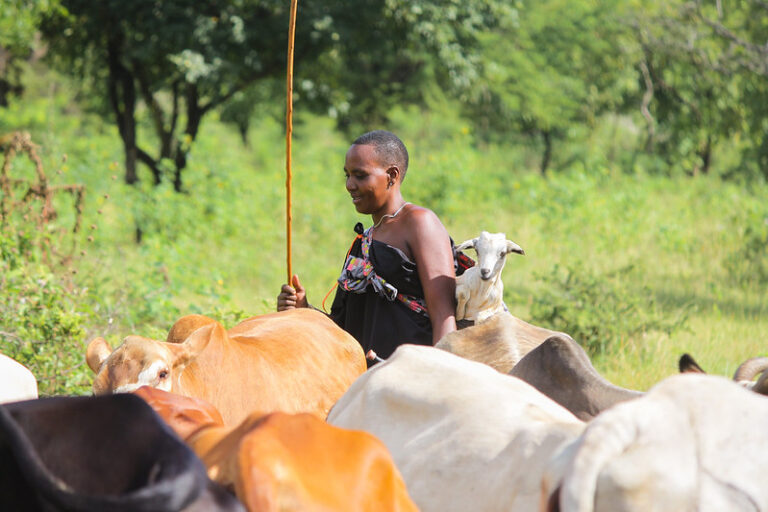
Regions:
[[158, 369, 169, 379]]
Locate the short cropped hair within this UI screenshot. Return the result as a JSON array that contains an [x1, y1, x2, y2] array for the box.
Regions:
[[352, 130, 409, 180]]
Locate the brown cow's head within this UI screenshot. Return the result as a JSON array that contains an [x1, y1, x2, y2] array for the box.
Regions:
[[86, 315, 223, 395], [134, 386, 224, 441]]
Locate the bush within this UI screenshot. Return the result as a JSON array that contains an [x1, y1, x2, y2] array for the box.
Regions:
[[0, 132, 93, 395], [725, 205, 768, 284], [0, 261, 93, 396], [528, 263, 689, 355]]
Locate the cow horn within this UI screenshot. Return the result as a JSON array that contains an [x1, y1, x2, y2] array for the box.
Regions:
[[751, 369, 768, 396], [733, 357, 768, 382], [85, 337, 112, 373]]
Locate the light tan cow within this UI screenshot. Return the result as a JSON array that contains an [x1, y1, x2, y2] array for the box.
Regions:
[[86, 309, 366, 425], [135, 386, 418, 512], [328, 344, 585, 512], [0, 353, 38, 403], [542, 374, 768, 511]]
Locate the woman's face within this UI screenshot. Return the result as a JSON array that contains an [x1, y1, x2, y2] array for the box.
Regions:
[[344, 144, 392, 215]]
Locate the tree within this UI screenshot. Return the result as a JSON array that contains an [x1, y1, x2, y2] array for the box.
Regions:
[[462, 0, 636, 174], [306, 0, 518, 134], [41, 0, 337, 191], [41, 0, 516, 190], [0, 0, 60, 106], [630, 0, 768, 178]]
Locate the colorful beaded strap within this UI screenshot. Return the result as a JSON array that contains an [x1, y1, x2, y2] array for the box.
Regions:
[[337, 227, 430, 318]]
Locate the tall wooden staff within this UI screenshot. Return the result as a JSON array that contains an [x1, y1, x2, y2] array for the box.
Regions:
[[285, 0, 298, 283]]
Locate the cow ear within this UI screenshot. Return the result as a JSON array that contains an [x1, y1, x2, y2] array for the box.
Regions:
[[86, 337, 112, 373], [455, 238, 477, 252], [167, 321, 224, 369], [505, 240, 525, 255], [678, 353, 705, 374]]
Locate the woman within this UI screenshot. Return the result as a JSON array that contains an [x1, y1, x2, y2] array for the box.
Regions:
[[277, 130, 457, 361]]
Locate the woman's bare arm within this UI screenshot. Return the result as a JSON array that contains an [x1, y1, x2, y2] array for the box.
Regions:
[[407, 208, 457, 344]]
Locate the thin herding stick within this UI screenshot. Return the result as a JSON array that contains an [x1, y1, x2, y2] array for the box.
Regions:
[[285, 0, 298, 283]]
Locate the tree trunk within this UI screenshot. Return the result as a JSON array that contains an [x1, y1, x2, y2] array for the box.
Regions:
[[699, 135, 712, 175], [172, 84, 205, 192], [639, 56, 656, 152], [541, 130, 553, 175], [106, 32, 138, 185], [238, 121, 249, 147]]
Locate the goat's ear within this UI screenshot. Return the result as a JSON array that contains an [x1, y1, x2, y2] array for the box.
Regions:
[[505, 240, 525, 255], [455, 238, 477, 252]]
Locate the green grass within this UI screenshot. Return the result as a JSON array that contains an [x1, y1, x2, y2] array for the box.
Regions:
[[1, 68, 766, 395]]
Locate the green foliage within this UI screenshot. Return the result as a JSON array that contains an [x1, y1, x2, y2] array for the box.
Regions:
[[631, 0, 768, 178], [725, 204, 768, 284], [528, 263, 690, 356], [0, 0, 64, 105], [39, 0, 520, 189], [2, 42, 767, 398], [463, 0, 636, 172], [0, 260, 93, 396]]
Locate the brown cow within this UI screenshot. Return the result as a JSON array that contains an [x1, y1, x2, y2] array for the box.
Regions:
[[135, 386, 418, 512], [86, 309, 366, 425]]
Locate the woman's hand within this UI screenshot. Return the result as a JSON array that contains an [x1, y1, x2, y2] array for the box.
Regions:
[[277, 274, 308, 311]]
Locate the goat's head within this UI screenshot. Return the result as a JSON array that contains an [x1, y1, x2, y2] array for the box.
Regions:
[[456, 231, 524, 281]]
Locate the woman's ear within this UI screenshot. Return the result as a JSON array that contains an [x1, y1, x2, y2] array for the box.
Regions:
[[386, 166, 400, 186]]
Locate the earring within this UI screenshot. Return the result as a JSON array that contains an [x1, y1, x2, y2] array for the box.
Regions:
[[387, 180, 393, 189]]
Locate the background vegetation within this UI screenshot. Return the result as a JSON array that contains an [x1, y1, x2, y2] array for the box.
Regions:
[[1, 0, 766, 396]]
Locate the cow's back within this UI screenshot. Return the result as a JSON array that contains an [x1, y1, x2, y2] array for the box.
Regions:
[[549, 374, 768, 512], [0, 394, 242, 511], [231, 411, 417, 512], [0, 353, 38, 404], [328, 344, 584, 512], [179, 309, 365, 425]]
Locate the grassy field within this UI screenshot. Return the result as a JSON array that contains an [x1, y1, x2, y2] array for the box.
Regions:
[[1, 70, 766, 394]]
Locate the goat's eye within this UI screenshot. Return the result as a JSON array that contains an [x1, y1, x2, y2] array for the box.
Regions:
[[158, 370, 169, 379]]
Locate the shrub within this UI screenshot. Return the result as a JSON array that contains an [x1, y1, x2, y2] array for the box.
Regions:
[[0, 132, 93, 395], [0, 261, 93, 396], [527, 263, 689, 355], [725, 205, 768, 284]]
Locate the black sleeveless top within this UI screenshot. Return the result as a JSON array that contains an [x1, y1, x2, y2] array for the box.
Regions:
[[329, 229, 432, 361]]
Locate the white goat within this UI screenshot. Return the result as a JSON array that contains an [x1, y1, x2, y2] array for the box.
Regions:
[[455, 231, 524, 323]]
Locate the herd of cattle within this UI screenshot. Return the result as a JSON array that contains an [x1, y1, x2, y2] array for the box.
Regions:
[[1, 308, 768, 511]]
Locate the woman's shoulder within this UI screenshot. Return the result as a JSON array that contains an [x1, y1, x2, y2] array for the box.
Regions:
[[402, 204, 448, 234], [403, 203, 442, 225]]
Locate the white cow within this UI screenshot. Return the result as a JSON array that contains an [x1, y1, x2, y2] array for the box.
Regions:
[[0, 353, 38, 403], [327, 344, 584, 512], [542, 373, 768, 512]]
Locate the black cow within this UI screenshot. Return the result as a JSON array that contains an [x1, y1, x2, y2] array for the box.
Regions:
[[0, 393, 244, 511]]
